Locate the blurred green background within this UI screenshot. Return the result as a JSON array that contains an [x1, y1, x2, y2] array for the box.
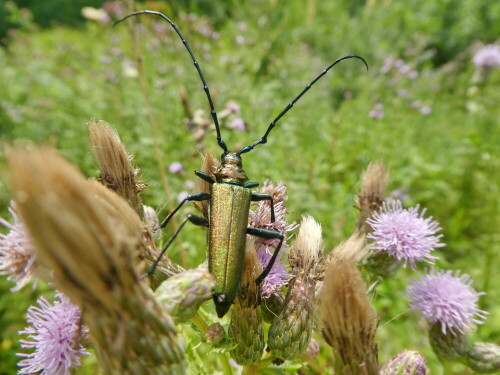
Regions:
[[0, 0, 499, 373]]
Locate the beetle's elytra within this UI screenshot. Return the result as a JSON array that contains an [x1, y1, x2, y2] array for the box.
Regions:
[[116, 10, 367, 317]]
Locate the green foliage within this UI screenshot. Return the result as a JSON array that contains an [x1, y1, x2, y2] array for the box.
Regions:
[[0, 0, 499, 374]]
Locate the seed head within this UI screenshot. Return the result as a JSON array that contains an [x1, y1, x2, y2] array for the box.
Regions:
[[355, 162, 388, 234], [320, 259, 379, 375], [367, 200, 443, 268], [17, 292, 89, 375], [407, 270, 488, 335], [89, 119, 145, 217], [0, 201, 36, 291]]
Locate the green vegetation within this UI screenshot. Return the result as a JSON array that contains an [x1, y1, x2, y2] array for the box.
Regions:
[[0, 0, 499, 374]]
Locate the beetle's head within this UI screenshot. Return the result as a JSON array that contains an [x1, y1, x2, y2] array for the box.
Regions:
[[215, 152, 248, 185]]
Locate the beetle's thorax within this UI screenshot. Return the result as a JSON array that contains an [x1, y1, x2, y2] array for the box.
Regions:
[[215, 153, 248, 185]]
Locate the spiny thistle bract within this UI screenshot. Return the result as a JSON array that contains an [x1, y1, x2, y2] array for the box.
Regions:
[[2, 122, 498, 375]]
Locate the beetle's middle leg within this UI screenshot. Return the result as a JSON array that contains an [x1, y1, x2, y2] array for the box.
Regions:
[[246, 227, 284, 285], [144, 213, 209, 278], [159, 192, 210, 229]]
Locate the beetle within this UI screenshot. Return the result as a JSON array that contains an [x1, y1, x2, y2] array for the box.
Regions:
[[116, 10, 367, 317]]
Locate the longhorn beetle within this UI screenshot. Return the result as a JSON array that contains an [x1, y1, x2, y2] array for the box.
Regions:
[[115, 10, 367, 318]]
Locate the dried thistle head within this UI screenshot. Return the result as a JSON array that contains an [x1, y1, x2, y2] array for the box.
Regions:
[[89, 119, 146, 217], [355, 162, 388, 234], [326, 232, 368, 265], [320, 259, 379, 375], [289, 215, 323, 275], [7, 146, 185, 374], [194, 151, 217, 218]]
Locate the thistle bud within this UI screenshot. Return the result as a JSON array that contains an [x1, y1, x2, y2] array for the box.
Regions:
[[466, 342, 500, 373], [155, 269, 215, 323], [267, 278, 315, 360], [228, 241, 264, 365], [380, 350, 427, 375], [205, 323, 225, 345]]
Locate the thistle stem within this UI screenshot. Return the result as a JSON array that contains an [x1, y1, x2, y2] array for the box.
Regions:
[[191, 312, 208, 333]]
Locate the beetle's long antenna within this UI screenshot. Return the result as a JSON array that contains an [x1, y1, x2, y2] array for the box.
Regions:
[[114, 10, 229, 154], [237, 55, 368, 155]]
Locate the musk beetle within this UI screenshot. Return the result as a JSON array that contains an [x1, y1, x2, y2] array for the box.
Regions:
[[115, 10, 367, 317]]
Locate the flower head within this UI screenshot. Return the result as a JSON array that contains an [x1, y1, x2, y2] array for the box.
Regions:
[[367, 200, 443, 268], [249, 181, 297, 298], [17, 292, 89, 375], [0, 201, 36, 291], [473, 44, 500, 69], [169, 162, 183, 174], [406, 270, 488, 335]]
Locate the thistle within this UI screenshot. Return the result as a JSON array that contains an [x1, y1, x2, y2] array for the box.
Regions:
[[7, 147, 186, 375], [379, 350, 427, 375], [320, 256, 379, 375], [365, 200, 444, 272], [17, 292, 89, 375], [406, 270, 488, 365], [228, 240, 265, 365], [355, 162, 388, 234], [466, 342, 500, 373], [249, 180, 297, 299], [268, 216, 322, 360], [89, 119, 146, 217], [155, 268, 215, 323], [0, 201, 36, 291], [89, 120, 184, 284]]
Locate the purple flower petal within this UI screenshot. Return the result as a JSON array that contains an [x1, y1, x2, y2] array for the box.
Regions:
[[17, 293, 89, 375], [407, 270, 488, 335], [0, 201, 36, 291], [367, 200, 444, 268]]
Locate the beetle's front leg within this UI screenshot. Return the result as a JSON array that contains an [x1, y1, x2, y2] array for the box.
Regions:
[[251, 193, 275, 223], [246, 227, 284, 285], [144, 214, 209, 278], [159, 192, 210, 229]]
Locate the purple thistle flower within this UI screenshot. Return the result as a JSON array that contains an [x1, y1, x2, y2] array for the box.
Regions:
[[17, 292, 89, 375], [407, 270, 488, 335], [473, 44, 500, 69], [169, 162, 183, 174], [369, 103, 384, 119], [229, 118, 246, 131], [256, 246, 290, 298], [249, 181, 297, 298], [367, 200, 444, 268], [0, 201, 36, 291]]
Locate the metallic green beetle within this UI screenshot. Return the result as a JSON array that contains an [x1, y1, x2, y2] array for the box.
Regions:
[[116, 10, 367, 317]]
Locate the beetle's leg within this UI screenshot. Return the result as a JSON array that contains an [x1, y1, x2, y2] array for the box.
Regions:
[[159, 192, 210, 229], [251, 193, 275, 223], [246, 227, 284, 285], [244, 182, 259, 189], [143, 214, 209, 278], [195, 170, 215, 184]]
